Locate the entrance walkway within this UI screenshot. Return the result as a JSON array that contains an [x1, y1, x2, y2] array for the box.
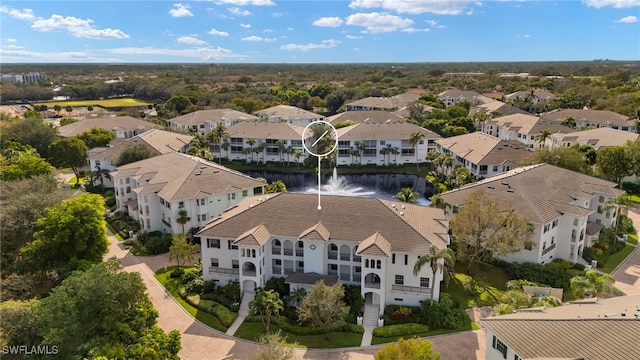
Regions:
[[611, 209, 640, 296], [360, 304, 379, 347], [226, 290, 255, 336]]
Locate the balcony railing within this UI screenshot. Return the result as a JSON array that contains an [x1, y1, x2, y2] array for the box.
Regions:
[[161, 219, 171, 227], [328, 252, 338, 260], [296, 250, 303, 257], [242, 269, 256, 276], [209, 267, 239, 275], [571, 236, 577, 243], [364, 281, 381, 289], [284, 268, 294, 275], [283, 249, 293, 256], [272, 266, 282, 274], [392, 285, 430, 294], [340, 254, 351, 261], [353, 275, 361, 282], [272, 247, 281, 255], [353, 255, 361, 262], [541, 243, 556, 256]]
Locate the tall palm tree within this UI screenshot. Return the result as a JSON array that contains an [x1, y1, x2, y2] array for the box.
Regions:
[[535, 129, 552, 148], [266, 179, 287, 194], [293, 149, 303, 168], [220, 140, 230, 161], [605, 194, 634, 235], [570, 270, 615, 299], [176, 210, 191, 234], [246, 138, 256, 162], [91, 164, 111, 187], [208, 123, 229, 164], [413, 245, 455, 305], [356, 141, 366, 166], [394, 187, 420, 203], [409, 131, 425, 171], [384, 144, 394, 165], [288, 287, 307, 307], [276, 140, 286, 166]]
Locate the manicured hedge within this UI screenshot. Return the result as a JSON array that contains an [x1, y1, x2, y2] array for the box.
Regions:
[[180, 291, 238, 327], [244, 316, 364, 335], [372, 323, 429, 338]]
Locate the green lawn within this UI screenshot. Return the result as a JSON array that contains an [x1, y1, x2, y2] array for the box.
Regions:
[[601, 244, 635, 273], [626, 194, 640, 204], [68, 176, 87, 184], [446, 262, 509, 309], [154, 266, 228, 332], [33, 98, 152, 108], [370, 321, 480, 345], [234, 321, 362, 348], [628, 233, 638, 245]]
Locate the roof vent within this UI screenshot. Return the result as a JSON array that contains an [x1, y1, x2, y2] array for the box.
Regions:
[[487, 186, 495, 189], [401, 205, 405, 209], [391, 204, 396, 208], [604, 313, 617, 318], [507, 189, 514, 193], [400, 212, 404, 216]]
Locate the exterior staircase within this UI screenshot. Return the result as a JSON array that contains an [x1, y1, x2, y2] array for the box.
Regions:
[[362, 304, 379, 326]]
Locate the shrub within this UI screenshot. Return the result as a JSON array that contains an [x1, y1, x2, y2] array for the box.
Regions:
[[269, 317, 363, 335], [185, 294, 238, 327], [203, 280, 217, 294], [185, 278, 203, 294], [145, 233, 173, 254], [383, 305, 421, 325], [622, 182, 640, 194], [572, 263, 586, 271], [180, 271, 198, 285], [505, 262, 571, 289], [389, 306, 414, 323], [419, 293, 467, 329], [170, 268, 185, 278], [264, 277, 289, 299], [372, 323, 429, 338]]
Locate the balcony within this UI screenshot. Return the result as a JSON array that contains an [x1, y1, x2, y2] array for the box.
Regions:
[[295, 249, 303, 257], [353, 275, 361, 282], [161, 219, 171, 227], [340, 254, 351, 261], [353, 255, 361, 262], [208, 267, 239, 275], [283, 249, 293, 256], [571, 236, 577, 243], [284, 267, 294, 275], [364, 281, 381, 289], [272, 266, 282, 274], [392, 285, 430, 294], [541, 243, 556, 256], [328, 252, 338, 260], [272, 247, 281, 255], [242, 269, 256, 276]]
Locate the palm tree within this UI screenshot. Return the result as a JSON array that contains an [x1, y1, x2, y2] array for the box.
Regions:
[[266, 180, 287, 194], [288, 287, 307, 307], [384, 144, 394, 165], [208, 123, 229, 164], [605, 194, 634, 236], [220, 140, 230, 161], [409, 131, 425, 171], [394, 187, 420, 203], [293, 149, 303, 168], [91, 164, 111, 187], [413, 245, 455, 305], [176, 210, 191, 234], [535, 129, 552, 148], [570, 270, 615, 299], [246, 138, 256, 162], [242, 148, 250, 163], [561, 117, 576, 129], [356, 141, 366, 166], [276, 140, 286, 166], [286, 145, 293, 166], [391, 147, 399, 164]]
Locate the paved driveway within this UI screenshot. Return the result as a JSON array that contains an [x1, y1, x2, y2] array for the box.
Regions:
[[106, 236, 484, 360], [611, 209, 640, 296]]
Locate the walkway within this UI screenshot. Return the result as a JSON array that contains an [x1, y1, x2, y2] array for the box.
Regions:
[[611, 209, 640, 296], [226, 290, 254, 336], [106, 235, 485, 359]]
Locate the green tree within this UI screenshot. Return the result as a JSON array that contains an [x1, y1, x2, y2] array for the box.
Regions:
[[21, 193, 109, 272], [297, 280, 349, 336], [59, 117, 78, 126], [65, 105, 73, 114], [409, 131, 425, 171], [163, 95, 193, 114], [125, 327, 181, 360], [561, 116, 576, 128], [0, 117, 58, 159], [524, 147, 591, 174], [250, 289, 284, 332], [0, 141, 52, 181], [251, 330, 296, 360], [429, 194, 446, 209], [0, 299, 40, 347], [376, 337, 440, 360], [597, 145, 632, 186], [624, 138, 640, 177], [413, 245, 456, 304], [91, 163, 111, 187], [176, 210, 191, 234], [292, 148, 303, 168], [48, 137, 88, 181], [34, 258, 162, 358], [605, 194, 634, 235], [76, 127, 115, 148], [288, 287, 307, 308], [266, 179, 287, 194], [450, 191, 535, 273], [87, 105, 94, 112], [570, 270, 615, 299], [54, 104, 62, 114], [534, 129, 552, 147], [169, 234, 198, 269], [207, 123, 229, 164], [394, 187, 420, 203], [247, 137, 257, 162], [114, 144, 155, 166]]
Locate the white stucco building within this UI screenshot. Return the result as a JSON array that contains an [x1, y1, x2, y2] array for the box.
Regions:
[[441, 164, 624, 264], [166, 109, 259, 135], [482, 113, 575, 149], [254, 105, 324, 126], [57, 116, 164, 139], [197, 193, 449, 316]]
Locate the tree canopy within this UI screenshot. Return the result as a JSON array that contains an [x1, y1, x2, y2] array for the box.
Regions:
[[114, 144, 155, 166], [297, 280, 349, 331], [169, 233, 198, 268], [163, 95, 193, 114], [597, 145, 632, 185], [523, 146, 592, 175], [48, 137, 88, 180], [76, 127, 115, 148], [250, 289, 284, 332], [376, 337, 440, 360], [450, 191, 535, 272], [0, 117, 58, 159], [394, 187, 420, 203], [0, 141, 52, 181]]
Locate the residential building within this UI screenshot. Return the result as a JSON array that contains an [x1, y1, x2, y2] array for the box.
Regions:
[[437, 90, 493, 107], [326, 110, 408, 125], [0, 72, 46, 83], [88, 129, 193, 187], [335, 122, 441, 166], [435, 132, 531, 178], [541, 109, 637, 133], [197, 193, 450, 316], [482, 295, 640, 360], [110, 152, 265, 233], [254, 105, 323, 126], [548, 127, 640, 150], [504, 89, 556, 104], [344, 93, 420, 112], [440, 164, 624, 264], [224, 122, 307, 163], [442, 72, 485, 79], [483, 113, 575, 149], [57, 116, 164, 139], [166, 109, 259, 135], [469, 100, 530, 121]]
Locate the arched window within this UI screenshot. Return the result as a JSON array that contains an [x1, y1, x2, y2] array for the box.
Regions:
[[376, 260, 381, 269], [330, 244, 338, 251], [275, 239, 281, 246], [365, 259, 369, 268], [252, 249, 256, 258], [241, 249, 245, 257]]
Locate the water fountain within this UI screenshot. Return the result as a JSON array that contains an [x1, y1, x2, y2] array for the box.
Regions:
[[305, 167, 376, 197]]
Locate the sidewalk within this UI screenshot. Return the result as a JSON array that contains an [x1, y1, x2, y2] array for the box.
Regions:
[[611, 209, 640, 296]]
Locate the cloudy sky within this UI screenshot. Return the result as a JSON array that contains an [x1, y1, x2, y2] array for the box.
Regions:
[[1, 0, 638, 63]]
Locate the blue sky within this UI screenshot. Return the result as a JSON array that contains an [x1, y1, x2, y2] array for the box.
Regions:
[[1, 0, 639, 63]]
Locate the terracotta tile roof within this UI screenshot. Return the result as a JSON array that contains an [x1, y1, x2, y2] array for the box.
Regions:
[[299, 222, 330, 241], [285, 272, 339, 286], [111, 152, 265, 202], [541, 109, 633, 127], [482, 295, 640, 360], [198, 193, 449, 254], [234, 223, 270, 246], [436, 132, 530, 166], [356, 232, 391, 257], [255, 105, 323, 121], [227, 121, 306, 140], [168, 109, 258, 125], [471, 100, 530, 116], [550, 127, 639, 150], [440, 164, 624, 224], [345, 93, 420, 110], [90, 129, 193, 161], [337, 122, 441, 141], [58, 116, 164, 137], [487, 113, 576, 136], [326, 110, 408, 124]]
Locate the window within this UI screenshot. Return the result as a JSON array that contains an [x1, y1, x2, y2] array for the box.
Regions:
[[199, 198, 206, 205], [392, 254, 396, 264], [380, 140, 386, 145], [330, 244, 338, 251], [365, 259, 369, 268], [404, 254, 408, 265], [298, 261, 304, 268], [179, 201, 185, 209], [376, 260, 381, 269], [420, 277, 430, 287], [599, 195, 604, 203], [395, 275, 404, 285], [228, 193, 236, 200], [125, 177, 130, 184], [242, 190, 248, 197], [394, 298, 403, 301], [493, 166, 498, 172], [492, 336, 508, 359], [543, 224, 550, 233], [297, 241, 303, 248], [514, 355, 521, 360], [543, 241, 547, 250], [330, 264, 338, 271], [552, 219, 558, 228], [573, 218, 579, 226], [126, 186, 131, 194], [210, 258, 219, 267], [232, 260, 239, 269], [551, 236, 555, 244], [275, 259, 282, 265], [200, 214, 207, 221], [207, 239, 220, 248]]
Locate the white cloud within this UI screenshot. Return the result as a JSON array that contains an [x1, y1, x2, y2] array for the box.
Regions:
[[519, 34, 531, 38], [615, 15, 638, 22], [313, 17, 344, 27], [169, 3, 193, 17], [402, 27, 430, 33], [107, 46, 244, 60], [177, 36, 207, 45], [348, 0, 476, 15], [229, 7, 251, 16], [3, 44, 25, 49], [273, 12, 286, 17], [583, 0, 640, 8], [208, 28, 230, 37], [426, 20, 437, 26], [240, 23, 251, 28], [346, 35, 363, 39], [31, 15, 130, 39], [215, 0, 275, 5], [287, 27, 294, 31], [263, 28, 274, 33], [0, 6, 36, 20], [280, 39, 341, 51], [346, 12, 413, 33], [7, 38, 17, 43], [241, 35, 276, 42], [353, 47, 360, 51], [0, 48, 107, 62]]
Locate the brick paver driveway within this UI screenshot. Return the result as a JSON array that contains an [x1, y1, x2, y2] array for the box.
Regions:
[[611, 209, 640, 296]]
